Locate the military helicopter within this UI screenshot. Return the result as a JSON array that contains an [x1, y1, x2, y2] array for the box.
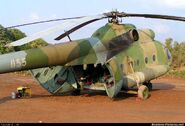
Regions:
[[1, 10, 185, 100]]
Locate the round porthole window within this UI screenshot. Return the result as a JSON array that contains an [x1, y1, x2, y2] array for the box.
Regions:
[[44, 69, 49, 76], [137, 59, 139, 66], [153, 55, 156, 62], [145, 57, 148, 64]]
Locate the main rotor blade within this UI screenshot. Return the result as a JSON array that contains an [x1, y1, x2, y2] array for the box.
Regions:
[[6, 16, 84, 29], [6, 14, 106, 47], [54, 16, 106, 40], [122, 13, 185, 22]]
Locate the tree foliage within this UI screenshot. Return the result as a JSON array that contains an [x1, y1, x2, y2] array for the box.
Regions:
[[165, 38, 185, 68], [8, 28, 26, 40], [0, 25, 15, 53], [26, 38, 48, 49]]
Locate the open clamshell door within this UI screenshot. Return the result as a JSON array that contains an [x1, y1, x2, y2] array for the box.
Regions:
[[30, 66, 77, 95]]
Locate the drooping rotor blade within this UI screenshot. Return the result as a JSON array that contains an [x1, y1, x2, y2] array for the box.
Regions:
[[6, 14, 107, 47], [6, 11, 185, 47], [45, 12, 185, 40], [6, 16, 84, 29], [54, 16, 106, 40], [107, 12, 185, 22]]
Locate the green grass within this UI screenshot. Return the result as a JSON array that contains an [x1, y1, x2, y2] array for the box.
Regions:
[[165, 69, 185, 79]]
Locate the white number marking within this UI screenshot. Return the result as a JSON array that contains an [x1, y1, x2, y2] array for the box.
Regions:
[[10, 58, 26, 68]]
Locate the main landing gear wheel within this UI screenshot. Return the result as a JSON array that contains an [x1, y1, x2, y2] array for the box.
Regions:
[[138, 85, 149, 100], [71, 89, 81, 96]]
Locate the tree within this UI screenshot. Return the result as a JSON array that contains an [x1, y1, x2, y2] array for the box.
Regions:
[[0, 25, 15, 53], [165, 38, 173, 52], [164, 38, 185, 68], [8, 28, 26, 41], [165, 38, 185, 68], [27, 39, 48, 49], [172, 42, 180, 67], [8, 28, 27, 51], [178, 42, 185, 66]]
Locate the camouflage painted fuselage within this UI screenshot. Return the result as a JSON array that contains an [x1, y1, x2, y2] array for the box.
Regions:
[[0, 23, 172, 98]]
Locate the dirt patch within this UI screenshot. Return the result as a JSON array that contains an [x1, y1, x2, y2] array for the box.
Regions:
[[0, 73, 184, 123]]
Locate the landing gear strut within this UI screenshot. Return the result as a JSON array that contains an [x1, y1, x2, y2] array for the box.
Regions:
[[72, 88, 81, 96], [71, 67, 81, 96], [71, 82, 81, 96]]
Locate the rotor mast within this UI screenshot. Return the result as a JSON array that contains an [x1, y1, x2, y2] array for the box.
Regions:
[[106, 10, 123, 24]]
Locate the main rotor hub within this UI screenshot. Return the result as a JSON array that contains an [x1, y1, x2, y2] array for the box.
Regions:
[[106, 11, 124, 24]]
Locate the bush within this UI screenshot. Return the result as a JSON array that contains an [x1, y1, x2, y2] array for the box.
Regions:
[[166, 69, 185, 79]]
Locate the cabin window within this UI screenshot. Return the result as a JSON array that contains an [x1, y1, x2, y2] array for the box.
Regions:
[[54, 74, 58, 80], [152, 55, 156, 62], [137, 59, 140, 66], [44, 69, 49, 76], [145, 57, 148, 64], [35, 72, 41, 78]]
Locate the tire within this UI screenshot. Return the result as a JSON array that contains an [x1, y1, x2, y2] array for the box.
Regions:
[[143, 82, 152, 91], [138, 85, 149, 100], [147, 82, 153, 91], [71, 89, 81, 96]]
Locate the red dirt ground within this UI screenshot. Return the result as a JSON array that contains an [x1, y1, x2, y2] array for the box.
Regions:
[[0, 73, 184, 123]]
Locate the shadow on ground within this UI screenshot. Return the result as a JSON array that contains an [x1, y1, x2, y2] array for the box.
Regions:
[[152, 83, 175, 90], [0, 96, 13, 104], [0, 83, 175, 104]]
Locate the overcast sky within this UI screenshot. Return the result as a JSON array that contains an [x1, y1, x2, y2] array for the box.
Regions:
[[1, 0, 185, 43]]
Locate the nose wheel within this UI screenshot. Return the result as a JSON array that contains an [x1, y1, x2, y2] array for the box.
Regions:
[[138, 85, 150, 100]]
